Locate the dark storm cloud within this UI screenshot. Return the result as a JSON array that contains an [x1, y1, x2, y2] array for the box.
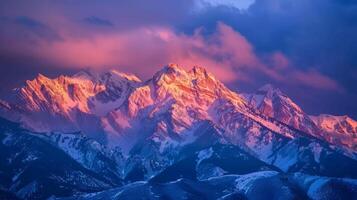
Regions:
[[14, 16, 62, 41], [185, 0, 357, 92], [83, 16, 114, 27], [15, 16, 46, 27], [182, 0, 357, 116], [0, 0, 195, 31], [247, 0, 357, 91]]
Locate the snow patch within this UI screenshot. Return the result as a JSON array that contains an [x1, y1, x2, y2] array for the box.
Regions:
[[235, 171, 278, 193], [16, 181, 38, 199], [197, 147, 213, 165]]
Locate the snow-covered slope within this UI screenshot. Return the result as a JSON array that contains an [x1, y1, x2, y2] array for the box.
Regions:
[[0, 117, 121, 200], [58, 171, 357, 200], [1, 65, 357, 199], [243, 84, 322, 138], [1, 65, 356, 175], [310, 114, 357, 150], [19, 70, 140, 116], [13, 70, 141, 142], [242, 84, 357, 152], [310, 114, 357, 136], [37, 132, 125, 183], [99, 65, 336, 177], [101, 64, 249, 149]]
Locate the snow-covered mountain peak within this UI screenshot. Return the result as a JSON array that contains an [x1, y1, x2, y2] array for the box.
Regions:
[[259, 83, 275, 92], [107, 69, 142, 83], [20, 69, 140, 111], [310, 114, 357, 150], [72, 69, 142, 83], [12, 69, 142, 134], [153, 64, 216, 86], [156, 63, 184, 74], [244, 84, 301, 113], [102, 65, 250, 148], [310, 114, 357, 135], [152, 64, 190, 86], [3, 65, 356, 154], [257, 84, 283, 97], [20, 73, 100, 113], [243, 84, 321, 137], [141, 65, 248, 120], [189, 65, 213, 79], [243, 84, 357, 150], [36, 73, 50, 81], [72, 69, 96, 80]]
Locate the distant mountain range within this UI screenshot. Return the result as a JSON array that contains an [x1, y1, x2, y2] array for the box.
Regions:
[[0, 64, 356, 199]]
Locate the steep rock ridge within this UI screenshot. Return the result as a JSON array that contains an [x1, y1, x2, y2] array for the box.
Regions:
[[311, 114, 357, 134], [243, 84, 322, 138], [13, 70, 141, 141], [20, 70, 141, 117], [1, 64, 356, 180], [0, 117, 120, 200], [97, 65, 357, 179], [0, 65, 357, 199], [102, 64, 248, 148], [243, 84, 357, 151], [36, 132, 125, 182], [101, 64, 300, 157], [311, 114, 357, 150], [2, 65, 333, 152]]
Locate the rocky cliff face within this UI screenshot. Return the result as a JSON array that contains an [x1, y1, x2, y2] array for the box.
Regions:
[[243, 84, 321, 137], [310, 114, 357, 150], [243, 84, 357, 151]]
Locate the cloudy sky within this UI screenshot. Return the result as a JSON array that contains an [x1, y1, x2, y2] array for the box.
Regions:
[[0, 0, 356, 117]]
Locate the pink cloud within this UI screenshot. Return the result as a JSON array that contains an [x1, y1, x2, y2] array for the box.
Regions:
[[1, 20, 343, 92], [291, 69, 343, 91], [11, 23, 259, 82], [270, 52, 290, 70]]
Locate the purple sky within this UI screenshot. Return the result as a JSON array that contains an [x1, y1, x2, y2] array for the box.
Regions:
[[0, 0, 356, 117]]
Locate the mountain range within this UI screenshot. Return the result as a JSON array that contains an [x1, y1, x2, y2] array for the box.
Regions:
[[0, 64, 356, 199]]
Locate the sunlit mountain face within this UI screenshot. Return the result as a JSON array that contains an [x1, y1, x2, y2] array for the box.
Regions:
[[0, 1, 357, 200], [0, 65, 356, 199]]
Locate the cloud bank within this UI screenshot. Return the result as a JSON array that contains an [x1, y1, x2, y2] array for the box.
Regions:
[[0, 16, 341, 92], [0, 0, 356, 116]]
